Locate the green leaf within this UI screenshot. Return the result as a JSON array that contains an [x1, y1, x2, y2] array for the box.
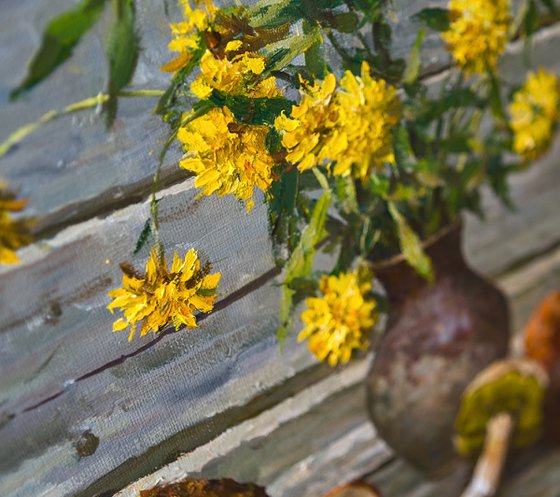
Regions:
[[11, 0, 109, 100], [415, 88, 485, 123], [277, 189, 332, 346], [134, 219, 152, 254], [388, 202, 434, 281], [210, 92, 293, 126], [105, 0, 139, 127], [264, 27, 323, 74], [402, 29, 424, 85], [413, 8, 451, 32], [523, 0, 539, 38], [155, 43, 205, 121], [268, 168, 300, 258], [303, 20, 327, 79], [330, 12, 360, 33]]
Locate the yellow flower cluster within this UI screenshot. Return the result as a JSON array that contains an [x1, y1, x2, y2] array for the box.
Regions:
[[161, 0, 217, 72], [107, 248, 221, 341], [275, 62, 400, 179], [0, 184, 32, 265], [178, 107, 275, 212], [509, 68, 560, 161], [191, 49, 281, 99], [299, 270, 377, 366], [442, 0, 510, 75]]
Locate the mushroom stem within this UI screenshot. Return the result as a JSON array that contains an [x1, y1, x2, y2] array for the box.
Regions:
[[461, 412, 514, 497]]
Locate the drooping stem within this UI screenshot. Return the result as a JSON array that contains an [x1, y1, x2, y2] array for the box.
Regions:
[[461, 413, 514, 497], [0, 89, 165, 158]]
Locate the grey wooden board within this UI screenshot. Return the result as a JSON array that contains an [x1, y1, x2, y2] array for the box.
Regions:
[[0, 0, 546, 235], [113, 360, 393, 497], [114, 241, 560, 497]]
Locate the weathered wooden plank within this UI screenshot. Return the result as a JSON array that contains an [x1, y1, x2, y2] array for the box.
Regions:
[[0, 284, 329, 497], [113, 360, 392, 497], [0, 179, 275, 411], [112, 233, 560, 497], [2, 0, 551, 234]]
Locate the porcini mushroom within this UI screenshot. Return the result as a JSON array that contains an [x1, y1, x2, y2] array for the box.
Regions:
[[523, 290, 560, 444], [524, 291, 560, 372], [454, 358, 548, 497], [322, 481, 381, 497]]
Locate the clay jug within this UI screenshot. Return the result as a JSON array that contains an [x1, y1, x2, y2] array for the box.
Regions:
[[366, 221, 510, 477]]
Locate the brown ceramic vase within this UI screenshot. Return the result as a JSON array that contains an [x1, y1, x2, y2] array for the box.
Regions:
[[366, 221, 510, 477]]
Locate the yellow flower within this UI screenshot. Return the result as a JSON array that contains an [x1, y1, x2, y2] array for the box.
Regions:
[[162, 0, 217, 72], [0, 184, 32, 265], [178, 107, 275, 212], [107, 247, 221, 341], [298, 270, 377, 367], [190, 50, 280, 99], [334, 63, 400, 178], [509, 68, 560, 160], [275, 62, 400, 179], [274, 73, 339, 172], [442, 0, 510, 75]]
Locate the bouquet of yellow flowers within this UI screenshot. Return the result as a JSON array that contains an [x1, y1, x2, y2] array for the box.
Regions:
[[5, 0, 559, 366]]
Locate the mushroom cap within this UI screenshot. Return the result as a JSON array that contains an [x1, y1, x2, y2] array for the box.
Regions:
[[524, 291, 560, 373], [454, 358, 548, 457], [322, 481, 381, 497], [140, 478, 270, 497]]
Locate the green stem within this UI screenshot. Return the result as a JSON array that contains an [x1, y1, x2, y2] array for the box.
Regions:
[[312, 167, 330, 191], [149, 105, 214, 266], [0, 89, 165, 158]]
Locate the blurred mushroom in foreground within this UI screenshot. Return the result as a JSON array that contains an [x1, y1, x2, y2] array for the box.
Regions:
[[454, 359, 548, 497], [140, 477, 269, 497], [322, 481, 381, 497], [523, 290, 560, 444]]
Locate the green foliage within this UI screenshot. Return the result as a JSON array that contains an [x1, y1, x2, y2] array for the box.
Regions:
[[268, 168, 300, 262], [11, 0, 109, 100], [413, 8, 451, 32], [402, 30, 424, 86], [208, 92, 293, 126], [277, 189, 332, 346], [388, 202, 434, 281], [155, 45, 206, 124], [105, 0, 139, 127], [134, 219, 152, 255]]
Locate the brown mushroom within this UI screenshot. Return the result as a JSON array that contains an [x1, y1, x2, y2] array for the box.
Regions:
[[140, 477, 270, 497], [454, 359, 548, 497], [523, 290, 560, 444], [322, 481, 381, 497]]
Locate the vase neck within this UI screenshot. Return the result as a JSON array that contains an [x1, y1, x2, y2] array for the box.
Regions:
[[373, 223, 466, 310]]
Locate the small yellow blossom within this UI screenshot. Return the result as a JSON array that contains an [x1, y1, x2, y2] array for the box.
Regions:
[[442, 0, 510, 75], [190, 50, 280, 99], [274, 73, 339, 172], [107, 247, 221, 341], [178, 107, 275, 211], [509, 68, 560, 160], [298, 270, 377, 367], [162, 0, 218, 72], [334, 63, 400, 178], [0, 184, 32, 265], [275, 62, 400, 179]]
